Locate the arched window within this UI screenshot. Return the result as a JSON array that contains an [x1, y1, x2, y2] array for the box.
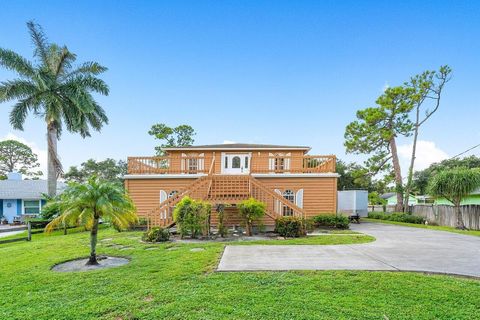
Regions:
[[232, 156, 241, 168], [283, 189, 295, 216]]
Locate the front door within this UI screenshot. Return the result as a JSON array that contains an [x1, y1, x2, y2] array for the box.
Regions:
[[222, 153, 250, 174]]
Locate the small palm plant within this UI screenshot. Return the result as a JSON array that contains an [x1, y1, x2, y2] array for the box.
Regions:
[[46, 177, 137, 265], [428, 168, 480, 229]]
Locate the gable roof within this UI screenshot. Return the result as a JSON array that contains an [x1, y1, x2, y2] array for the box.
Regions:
[[0, 180, 67, 200], [164, 143, 311, 151]]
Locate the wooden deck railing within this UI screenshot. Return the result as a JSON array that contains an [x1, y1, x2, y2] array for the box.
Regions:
[[128, 155, 335, 175], [128, 155, 212, 174], [249, 155, 336, 173]]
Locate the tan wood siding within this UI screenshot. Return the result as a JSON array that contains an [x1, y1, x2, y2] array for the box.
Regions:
[[126, 178, 197, 217], [255, 177, 337, 217]]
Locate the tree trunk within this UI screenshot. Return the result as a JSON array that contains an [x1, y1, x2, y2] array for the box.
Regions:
[[404, 109, 420, 212], [86, 217, 99, 265], [47, 124, 59, 197], [455, 203, 465, 230], [246, 220, 252, 236], [389, 138, 404, 212]]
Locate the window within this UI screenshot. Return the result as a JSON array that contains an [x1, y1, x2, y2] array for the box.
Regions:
[[282, 190, 295, 216], [24, 200, 40, 214], [188, 158, 198, 172], [275, 157, 285, 171], [245, 156, 249, 169], [232, 156, 241, 168], [225, 156, 228, 168]]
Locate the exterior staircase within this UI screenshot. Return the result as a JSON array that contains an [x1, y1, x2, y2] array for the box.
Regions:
[[144, 173, 305, 229]]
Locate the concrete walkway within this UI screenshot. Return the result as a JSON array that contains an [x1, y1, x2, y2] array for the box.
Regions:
[[217, 222, 480, 277]]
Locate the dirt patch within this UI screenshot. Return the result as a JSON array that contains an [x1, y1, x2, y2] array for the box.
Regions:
[[51, 256, 129, 272]]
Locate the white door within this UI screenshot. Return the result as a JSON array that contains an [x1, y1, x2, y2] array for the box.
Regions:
[[222, 153, 250, 174]]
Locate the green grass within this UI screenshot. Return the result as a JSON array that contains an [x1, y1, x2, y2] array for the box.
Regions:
[[0, 228, 478, 320], [363, 218, 480, 237]]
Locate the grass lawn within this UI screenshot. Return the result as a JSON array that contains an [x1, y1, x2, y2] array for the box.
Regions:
[[363, 218, 480, 237], [0, 229, 478, 320]]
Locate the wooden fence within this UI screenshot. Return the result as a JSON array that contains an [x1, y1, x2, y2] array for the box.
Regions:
[[368, 204, 480, 230], [411, 205, 480, 230]]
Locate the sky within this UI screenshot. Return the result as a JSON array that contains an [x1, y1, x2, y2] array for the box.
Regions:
[[0, 0, 479, 178]]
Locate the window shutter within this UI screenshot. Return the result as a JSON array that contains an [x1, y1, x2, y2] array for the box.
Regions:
[[274, 189, 282, 214], [269, 153, 275, 171], [199, 153, 204, 171], [159, 190, 168, 219], [181, 153, 186, 172], [295, 189, 304, 208], [160, 190, 167, 203]]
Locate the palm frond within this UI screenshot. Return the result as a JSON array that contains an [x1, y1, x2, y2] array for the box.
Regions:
[[45, 177, 138, 234], [0, 48, 35, 77], [66, 61, 108, 78], [0, 79, 37, 103], [27, 21, 50, 65], [9, 94, 43, 130]]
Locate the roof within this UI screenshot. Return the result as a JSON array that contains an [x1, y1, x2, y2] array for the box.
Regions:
[[381, 192, 417, 199], [0, 180, 67, 199], [380, 192, 396, 199], [163, 143, 311, 151]]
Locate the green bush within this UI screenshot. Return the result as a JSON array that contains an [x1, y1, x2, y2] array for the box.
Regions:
[[313, 214, 350, 229], [367, 212, 425, 224], [142, 227, 170, 242], [238, 198, 266, 236], [173, 196, 211, 238], [275, 216, 306, 238]]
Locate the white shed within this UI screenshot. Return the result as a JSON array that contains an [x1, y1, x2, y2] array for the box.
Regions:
[[337, 190, 368, 217]]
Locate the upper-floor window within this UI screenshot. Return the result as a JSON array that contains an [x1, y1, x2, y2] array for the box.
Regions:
[[275, 157, 285, 171], [188, 158, 198, 172], [269, 153, 291, 172]]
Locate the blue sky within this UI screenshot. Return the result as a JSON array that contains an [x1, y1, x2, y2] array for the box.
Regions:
[[1, 0, 479, 176]]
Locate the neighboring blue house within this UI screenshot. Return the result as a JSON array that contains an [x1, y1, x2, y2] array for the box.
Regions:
[[0, 172, 66, 223]]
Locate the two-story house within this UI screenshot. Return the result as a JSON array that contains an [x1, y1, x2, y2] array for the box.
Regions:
[[125, 143, 338, 228]]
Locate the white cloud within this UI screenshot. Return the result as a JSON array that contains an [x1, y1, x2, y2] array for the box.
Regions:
[[1, 133, 47, 178], [398, 140, 449, 172], [223, 140, 236, 144]]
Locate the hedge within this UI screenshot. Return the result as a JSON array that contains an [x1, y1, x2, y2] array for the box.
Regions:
[[313, 214, 349, 229], [368, 212, 425, 224]]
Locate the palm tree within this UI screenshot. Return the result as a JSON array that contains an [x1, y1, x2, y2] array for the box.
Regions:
[[46, 177, 137, 265], [428, 168, 480, 229], [0, 21, 109, 196]]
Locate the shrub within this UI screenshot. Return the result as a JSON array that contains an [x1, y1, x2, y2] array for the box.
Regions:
[[275, 216, 306, 238], [238, 198, 266, 236], [216, 204, 228, 237], [367, 211, 425, 224], [313, 214, 350, 229], [142, 227, 170, 242], [173, 197, 211, 238]]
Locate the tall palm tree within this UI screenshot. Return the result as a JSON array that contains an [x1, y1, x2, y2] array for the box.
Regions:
[[46, 177, 137, 265], [0, 21, 109, 196]]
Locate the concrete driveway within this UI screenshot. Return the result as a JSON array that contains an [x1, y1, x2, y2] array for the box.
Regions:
[[217, 222, 480, 277]]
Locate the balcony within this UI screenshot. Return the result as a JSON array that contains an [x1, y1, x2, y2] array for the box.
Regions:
[[127, 154, 336, 175]]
